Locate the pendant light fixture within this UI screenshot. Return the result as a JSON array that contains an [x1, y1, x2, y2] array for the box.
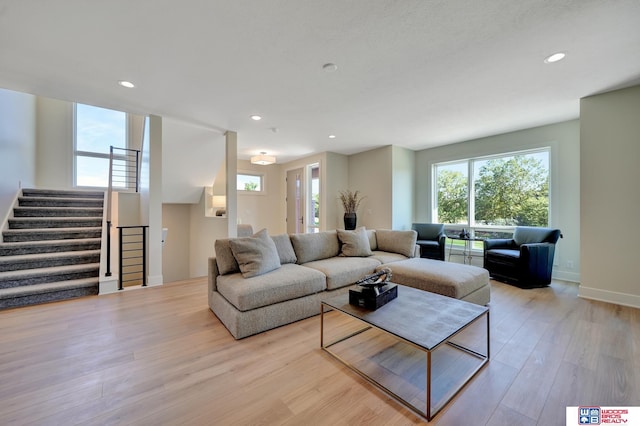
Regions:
[[250, 152, 276, 165]]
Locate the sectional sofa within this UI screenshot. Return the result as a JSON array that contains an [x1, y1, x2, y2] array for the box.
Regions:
[[208, 227, 490, 339], [208, 227, 419, 339]]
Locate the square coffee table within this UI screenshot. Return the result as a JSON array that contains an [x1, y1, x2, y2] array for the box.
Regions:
[[320, 284, 489, 420]]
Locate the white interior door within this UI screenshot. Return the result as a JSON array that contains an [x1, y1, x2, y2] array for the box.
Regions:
[[286, 168, 304, 234]]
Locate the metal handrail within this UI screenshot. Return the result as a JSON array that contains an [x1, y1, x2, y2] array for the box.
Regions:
[[105, 146, 141, 278]]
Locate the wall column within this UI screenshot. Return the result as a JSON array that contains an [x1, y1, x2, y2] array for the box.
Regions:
[[225, 131, 238, 237], [147, 115, 163, 285]]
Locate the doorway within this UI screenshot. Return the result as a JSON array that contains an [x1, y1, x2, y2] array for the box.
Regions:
[[286, 168, 303, 234], [307, 163, 320, 233], [286, 163, 321, 234]]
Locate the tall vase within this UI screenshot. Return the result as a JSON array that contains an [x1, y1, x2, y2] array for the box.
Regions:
[[344, 213, 357, 230]]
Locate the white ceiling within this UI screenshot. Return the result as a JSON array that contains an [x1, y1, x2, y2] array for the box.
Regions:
[[1, 0, 640, 165]]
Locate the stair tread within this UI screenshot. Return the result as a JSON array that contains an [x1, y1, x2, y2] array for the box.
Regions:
[[19, 196, 104, 201], [0, 238, 101, 248], [15, 205, 102, 210], [0, 263, 100, 280], [0, 277, 99, 298], [14, 206, 104, 210], [0, 250, 101, 263], [3, 227, 102, 233], [10, 217, 102, 221], [22, 188, 104, 195]]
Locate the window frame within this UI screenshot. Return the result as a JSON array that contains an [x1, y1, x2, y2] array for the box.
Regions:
[[237, 171, 265, 194], [432, 147, 551, 233], [73, 103, 129, 189]]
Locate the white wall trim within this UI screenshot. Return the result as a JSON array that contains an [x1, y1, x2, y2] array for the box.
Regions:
[[147, 275, 163, 286], [99, 275, 119, 295], [1, 188, 21, 237], [553, 271, 580, 283], [578, 285, 640, 310]]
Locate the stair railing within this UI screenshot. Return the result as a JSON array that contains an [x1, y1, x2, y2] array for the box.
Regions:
[[117, 225, 148, 290], [105, 146, 141, 278]]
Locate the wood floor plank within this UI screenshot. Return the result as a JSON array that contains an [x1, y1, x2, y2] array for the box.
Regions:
[[0, 277, 638, 425]]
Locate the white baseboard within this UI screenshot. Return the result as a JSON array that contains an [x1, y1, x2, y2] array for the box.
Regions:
[[553, 270, 580, 283], [147, 275, 163, 286], [99, 275, 119, 295], [578, 286, 640, 310]]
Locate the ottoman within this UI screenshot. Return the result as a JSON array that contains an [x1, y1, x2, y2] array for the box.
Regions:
[[377, 258, 490, 305]]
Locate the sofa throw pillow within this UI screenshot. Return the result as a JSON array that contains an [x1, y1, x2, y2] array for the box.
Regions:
[[229, 229, 281, 278], [366, 229, 378, 251], [375, 229, 417, 258], [214, 239, 239, 275], [290, 231, 340, 264], [270, 234, 298, 264], [337, 227, 372, 257]]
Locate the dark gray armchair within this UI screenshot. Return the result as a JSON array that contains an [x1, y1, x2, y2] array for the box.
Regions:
[[483, 226, 562, 288], [411, 223, 446, 261]]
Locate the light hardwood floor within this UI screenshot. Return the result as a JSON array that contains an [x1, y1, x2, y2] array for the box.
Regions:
[[0, 278, 638, 425]]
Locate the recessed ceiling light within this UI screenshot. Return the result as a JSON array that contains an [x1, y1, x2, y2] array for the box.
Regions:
[[328, 134, 336, 139], [250, 115, 262, 121], [322, 63, 338, 72], [118, 80, 135, 88], [544, 52, 566, 63]]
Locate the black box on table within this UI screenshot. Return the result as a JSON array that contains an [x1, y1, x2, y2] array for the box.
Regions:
[[349, 284, 398, 310]]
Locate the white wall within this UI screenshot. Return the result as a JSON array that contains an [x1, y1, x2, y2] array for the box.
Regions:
[[348, 146, 393, 230], [0, 88, 36, 218], [189, 191, 229, 278], [161, 118, 225, 203], [415, 120, 580, 282], [35, 97, 73, 189], [162, 203, 191, 283], [237, 159, 283, 233], [392, 146, 415, 231], [324, 152, 349, 231], [580, 85, 640, 308]]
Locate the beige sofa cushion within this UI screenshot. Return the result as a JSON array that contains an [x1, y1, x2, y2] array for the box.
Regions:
[[366, 229, 378, 251], [375, 229, 417, 258], [217, 264, 327, 311], [302, 257, 381, 290], [369, 250, 409, 264], [378, 258, 489, 301], [214, 239, 239, 275], [229, 229, 281, 278], [290, 231, 340, 264], [337, 227, 372, 257], [271, 233, 298, 264]]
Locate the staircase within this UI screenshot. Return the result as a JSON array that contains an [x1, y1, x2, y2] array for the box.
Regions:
[[0, 189, 104, 310]]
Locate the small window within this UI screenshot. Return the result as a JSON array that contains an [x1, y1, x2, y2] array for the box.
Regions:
[[237, 173, 263, 192]]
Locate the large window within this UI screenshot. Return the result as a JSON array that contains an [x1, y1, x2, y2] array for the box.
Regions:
[[75, 103, 127, 187], [434, 149, 550, 228]]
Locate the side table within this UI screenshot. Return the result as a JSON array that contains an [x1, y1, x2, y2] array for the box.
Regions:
[[448, 236, 485, 264]]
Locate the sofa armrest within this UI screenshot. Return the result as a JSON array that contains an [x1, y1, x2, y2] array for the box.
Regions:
[[413, 244, 420, 258], [208, 257, 219, 293], [484, 238, 516, 250], [520, 242, 554, 259], [520, 243, 556, 285]]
